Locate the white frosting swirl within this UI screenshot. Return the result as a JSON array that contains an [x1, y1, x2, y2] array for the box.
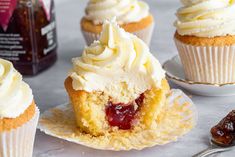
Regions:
[[175, 0, 235, 37], [85, 0, 149, 24], [0, 59, 33, 118], [70, 20, 165, 103]]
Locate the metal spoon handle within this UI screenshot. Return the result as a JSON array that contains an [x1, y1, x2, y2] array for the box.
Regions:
[[193, 147, 230, 157]]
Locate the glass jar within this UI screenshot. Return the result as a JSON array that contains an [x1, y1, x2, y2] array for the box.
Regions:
[[0, 0, 57, 75]]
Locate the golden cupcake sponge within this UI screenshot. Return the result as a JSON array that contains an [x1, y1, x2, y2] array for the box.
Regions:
[[65, 77, 169, 136]]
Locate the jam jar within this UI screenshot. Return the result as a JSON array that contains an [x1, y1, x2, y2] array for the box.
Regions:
[[0, 0, 57, 75]]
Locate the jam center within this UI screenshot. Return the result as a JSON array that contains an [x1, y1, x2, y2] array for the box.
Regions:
[[105, 94, 144, 130]]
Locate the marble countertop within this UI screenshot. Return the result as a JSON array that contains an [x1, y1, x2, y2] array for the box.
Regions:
[[25, 0, 235, 157]]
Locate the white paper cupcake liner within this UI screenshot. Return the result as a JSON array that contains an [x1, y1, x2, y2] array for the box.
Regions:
[[82, 23, 154, 46], [38, 89, 197, 151], [175, 38, 235, 84], [0, 107, 39, 157]]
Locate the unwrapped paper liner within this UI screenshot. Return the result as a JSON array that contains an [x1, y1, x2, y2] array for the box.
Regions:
[[38, 89, 197, 151]]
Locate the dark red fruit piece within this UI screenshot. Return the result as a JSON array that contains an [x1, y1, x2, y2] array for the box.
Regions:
[[211, 110, 235, 146], [105, 93, 145, 130]]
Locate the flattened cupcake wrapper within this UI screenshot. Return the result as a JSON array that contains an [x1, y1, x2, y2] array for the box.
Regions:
[[175, 38, 235, 84], [38, 89, 197, 151], [81, 23, 154, 46], [0, 108, 39, 157]]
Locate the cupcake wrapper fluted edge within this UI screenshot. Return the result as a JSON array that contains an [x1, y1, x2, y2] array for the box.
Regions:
[[0, 107, 39, 157], [81, 22, 154, 46], [175, 38, 235, 84]]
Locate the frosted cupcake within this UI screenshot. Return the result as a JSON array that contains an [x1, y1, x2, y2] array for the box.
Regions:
[[81, 0, 154, 46], [0, 59, 39, 157], [65, 19, 169, 136], [174, 0, 235, 84]]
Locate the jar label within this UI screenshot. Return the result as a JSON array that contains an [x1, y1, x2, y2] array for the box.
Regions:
[[0, 0, 57, 75], [39, 0, 52, 21], [0, 0, 17, 31]]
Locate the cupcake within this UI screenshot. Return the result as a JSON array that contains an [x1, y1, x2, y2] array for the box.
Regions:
[[174, 0, 235, 84], [81, 0, 154, 46], [0, 59, 39, 157], [65, 19, 169, 136]]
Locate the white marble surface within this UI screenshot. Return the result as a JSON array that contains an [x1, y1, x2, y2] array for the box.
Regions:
[[24, 0, 235, 157]]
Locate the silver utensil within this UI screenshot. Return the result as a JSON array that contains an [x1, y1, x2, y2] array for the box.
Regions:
[[193, 138, 235, 157]]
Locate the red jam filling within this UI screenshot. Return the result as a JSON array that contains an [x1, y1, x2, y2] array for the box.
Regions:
[[211, 110, 235, 146], [105, 93, 145, 130]]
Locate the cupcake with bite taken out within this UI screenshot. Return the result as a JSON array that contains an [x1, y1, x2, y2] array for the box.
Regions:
[[65, 19, 169, 136], [0, 58, 39, 157], [81, 0, 154, 46], [174, 0, 235, 84]]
